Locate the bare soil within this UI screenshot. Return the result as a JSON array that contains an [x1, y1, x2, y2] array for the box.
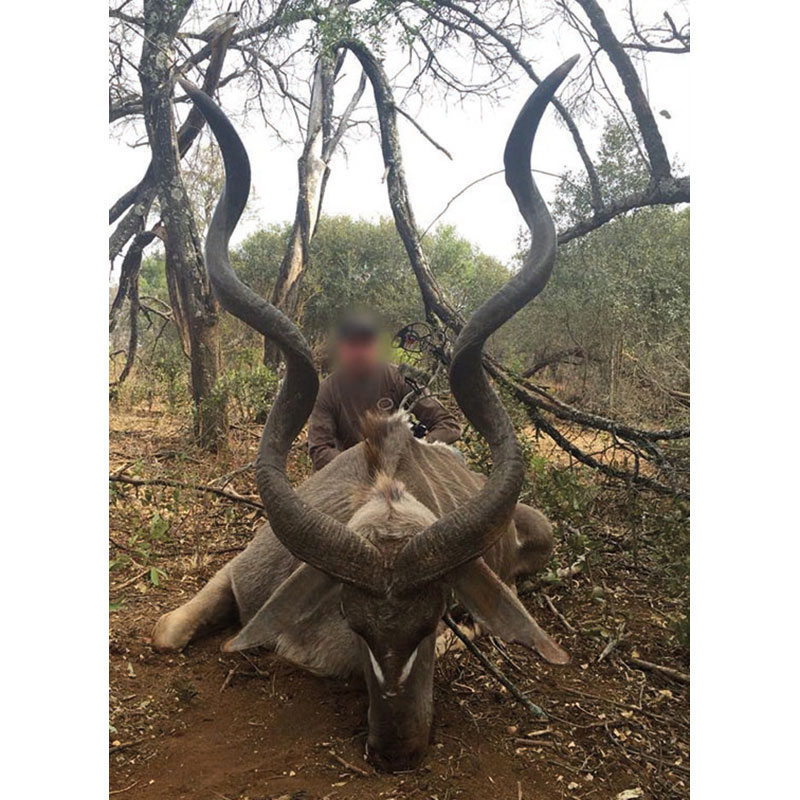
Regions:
[[110, 405, 689, 800]]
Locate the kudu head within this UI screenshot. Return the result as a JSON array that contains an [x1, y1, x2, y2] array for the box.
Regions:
[[179, 54, 576, 772]]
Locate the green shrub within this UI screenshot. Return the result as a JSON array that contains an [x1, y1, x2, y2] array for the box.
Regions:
[[210, 348, 279, 424]]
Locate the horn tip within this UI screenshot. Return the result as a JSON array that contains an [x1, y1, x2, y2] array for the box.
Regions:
[[552, 55, 579, 85], [177, 76, 198, 95]]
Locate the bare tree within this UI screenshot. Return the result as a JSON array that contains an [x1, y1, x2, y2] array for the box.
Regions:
[[264, 49, 367, 364], [109, 0, 689, 487], [138, 0, 228, 448]]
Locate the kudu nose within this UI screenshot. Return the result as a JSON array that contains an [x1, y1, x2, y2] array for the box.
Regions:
[[365, 740, 427, 773]]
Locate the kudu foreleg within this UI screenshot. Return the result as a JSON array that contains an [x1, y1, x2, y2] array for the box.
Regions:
[[152, 565, 237, 652]]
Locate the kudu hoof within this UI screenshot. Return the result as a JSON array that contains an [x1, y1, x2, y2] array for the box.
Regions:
[[151, 610, 194, 653]]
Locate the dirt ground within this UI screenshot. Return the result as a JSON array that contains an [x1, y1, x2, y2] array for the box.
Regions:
[[110, 406, 689, 800]]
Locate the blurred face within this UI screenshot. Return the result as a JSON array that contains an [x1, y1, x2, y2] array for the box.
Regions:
[[336, 335, 379, 379]]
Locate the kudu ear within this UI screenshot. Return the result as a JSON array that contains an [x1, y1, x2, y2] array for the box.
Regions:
[[224, 563, 338, 652], [449, 559, 570, 665]]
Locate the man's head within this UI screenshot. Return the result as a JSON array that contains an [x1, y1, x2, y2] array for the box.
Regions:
[[335, 313, 381, 379]]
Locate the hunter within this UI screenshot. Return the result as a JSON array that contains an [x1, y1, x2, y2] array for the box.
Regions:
[[308, 315, 462, 471]]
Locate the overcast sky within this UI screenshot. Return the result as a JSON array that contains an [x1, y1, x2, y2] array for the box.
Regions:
[[109, 2, 689, 266]]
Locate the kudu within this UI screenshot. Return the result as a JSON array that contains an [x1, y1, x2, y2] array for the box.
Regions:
[[153, 56, 577, 772]]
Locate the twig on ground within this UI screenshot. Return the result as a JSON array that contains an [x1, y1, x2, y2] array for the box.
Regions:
[[543, 594, 577, 633], [219, 666, 238, 692], [109, 780, 140, 795], [628, 656, 689, 684], [556, 553, 586, 579], [598, 621, 627, 663], [109, 737, 148, 754], [111, 568, 150, 592], [513, 737, 557, 748], [209, 461, 254, 489], [329, 749, 372, 776], [490, 636, 523, 672], [111, 460, 136, 478], [443, 613, 547, 719]]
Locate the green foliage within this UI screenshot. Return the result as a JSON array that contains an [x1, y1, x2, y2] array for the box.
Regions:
[[553, 119, 651, 228], [230, 224, 287, 297], [229, 215, 507, 352], [209, 347, 280, 424], [150, 342, 190, 411], [139, 254, 169, 295], [527, 453, 599, 524], [111, 510, 173, 576], [500, 121, 689, 420]]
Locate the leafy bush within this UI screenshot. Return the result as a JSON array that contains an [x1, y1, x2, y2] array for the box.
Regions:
[[209, 347, 279, 424]]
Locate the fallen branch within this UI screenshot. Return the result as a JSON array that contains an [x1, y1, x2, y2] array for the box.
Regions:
[[443, 613, 546, 719], [109, 780, 140, 796], [219, 666, 238, 693], [109, 475, 264, 511], [628, 656, 689, 684], [543, 594, 577, 634], [556, 553, 586, 580], [111, 567, 150, 593], [513, 738, 557, 748], [109, 737, 148, 754], [329, 749, 372, 777]]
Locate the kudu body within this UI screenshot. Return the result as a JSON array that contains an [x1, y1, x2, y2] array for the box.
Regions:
[[153, 55, 577, 772]]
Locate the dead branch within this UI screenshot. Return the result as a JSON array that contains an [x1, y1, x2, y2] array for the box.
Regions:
[[573, 0, 671, 181], [341, 38, 463, 330], [111, 568, 150, 592], [443, 613, 547, 719], [393, 104, 453, 160], [343, 40, 687, 495], [109, 224, 164, 390], [109, 737, 148, 754], [524, 404, 685, 498], [329, 749, 372, 777], [109, 781, 141, 796], [421, 169, 503, 239], [522, 347, 597, 377], [558, 175, 689, 245], [543, 594, 578, 634], [219, 666, 238, 693], [628, 656, 689, 684], [434, 0, 604, 211], [493, 364, 689, 443], [109, 19, 236, 262]]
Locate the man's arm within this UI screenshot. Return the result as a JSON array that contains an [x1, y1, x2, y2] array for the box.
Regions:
[[415, 394, 463, 444], [307, 379, 341, 471], [391, 367, 462, 444]]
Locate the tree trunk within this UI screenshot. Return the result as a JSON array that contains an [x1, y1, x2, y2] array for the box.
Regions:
[[139, 0, 225, 449], [265, 50, 366, 365], [343, 40, 462, 332], [265, 54, 334, 365]]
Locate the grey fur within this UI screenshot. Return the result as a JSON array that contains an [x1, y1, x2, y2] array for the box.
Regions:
[[153, 418, 554, 678]]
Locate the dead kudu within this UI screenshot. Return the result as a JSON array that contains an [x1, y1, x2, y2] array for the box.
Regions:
[[153, 56, 577, 772]]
